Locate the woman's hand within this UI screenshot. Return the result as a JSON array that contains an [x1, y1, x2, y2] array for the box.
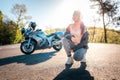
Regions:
[[71, 37, 77, 44], [65, 34, 72, 39]]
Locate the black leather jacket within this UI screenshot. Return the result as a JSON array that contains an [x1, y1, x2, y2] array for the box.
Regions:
[[64, 29, 89, 52]]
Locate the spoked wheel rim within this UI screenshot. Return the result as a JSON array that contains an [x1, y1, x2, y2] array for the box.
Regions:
[[22, 42, 34, 53], [52, 39, 62, 51]]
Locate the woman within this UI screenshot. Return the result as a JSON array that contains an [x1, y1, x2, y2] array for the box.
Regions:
[[62, 10, 89, 69]]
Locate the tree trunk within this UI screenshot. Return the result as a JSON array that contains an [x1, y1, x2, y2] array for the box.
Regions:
[[102, 13, 107, 43], [92, 25, 96, 42]]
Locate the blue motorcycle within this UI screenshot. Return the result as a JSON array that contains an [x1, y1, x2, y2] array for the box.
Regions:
[[20, 24, 64, 55]]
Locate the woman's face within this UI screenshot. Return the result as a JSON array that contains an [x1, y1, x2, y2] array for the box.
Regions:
[[72, 11, 81, 22]]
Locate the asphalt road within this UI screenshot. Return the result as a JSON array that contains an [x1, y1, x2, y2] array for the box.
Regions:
[[0, 43, 120, 80]]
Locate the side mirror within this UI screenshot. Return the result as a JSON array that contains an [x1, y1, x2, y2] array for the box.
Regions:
[[21, 28, 26, 35]]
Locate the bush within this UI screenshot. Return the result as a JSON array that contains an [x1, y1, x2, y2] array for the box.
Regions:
[[88, 27, 120, 44]]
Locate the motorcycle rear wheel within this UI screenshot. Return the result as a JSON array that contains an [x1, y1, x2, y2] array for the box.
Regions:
[[20, 41, 36, 54], [53, 42, 62, 51]]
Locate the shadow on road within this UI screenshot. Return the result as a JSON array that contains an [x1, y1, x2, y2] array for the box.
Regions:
[[0, 51, 57, 66], [54, 69, 94, 80], [53, 63, 94, 80]]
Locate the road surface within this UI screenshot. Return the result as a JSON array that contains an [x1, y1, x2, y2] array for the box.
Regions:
[[0, 43, 120, 80]]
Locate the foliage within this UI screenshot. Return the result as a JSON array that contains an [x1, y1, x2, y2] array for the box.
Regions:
[[90, 0, 120, 43], [0, 10, 24, 45], [0, 21, 24, 45], [45, 28, 65, 34], [107, 29, 120, 44], [45, 29, 56, 34], [45, 27, 120, 44], [11, 4, 31, 28], [0, 11, 3, 23], [0, 20, 17, 45], [0, 3, 31, 45], [88, 27, 120, 44], [13, 29, 23, 44]]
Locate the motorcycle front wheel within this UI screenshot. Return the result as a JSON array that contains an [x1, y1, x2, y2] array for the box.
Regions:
[[20, 41, 36, 55]]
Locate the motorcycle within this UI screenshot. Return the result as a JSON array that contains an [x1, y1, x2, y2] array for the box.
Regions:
[[20, 26, 64, 55]]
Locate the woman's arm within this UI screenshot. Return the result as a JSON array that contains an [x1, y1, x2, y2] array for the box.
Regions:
[[64, 25, 74, 40], [72, 31, 89, 51], [64, 29, 73, 39]]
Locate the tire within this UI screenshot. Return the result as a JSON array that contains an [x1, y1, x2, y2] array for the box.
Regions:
[[20, 41, 36, 55], [53, 42, 62, 51]]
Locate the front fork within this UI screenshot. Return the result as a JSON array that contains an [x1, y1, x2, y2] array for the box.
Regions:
[[27, 38, 31, 47]]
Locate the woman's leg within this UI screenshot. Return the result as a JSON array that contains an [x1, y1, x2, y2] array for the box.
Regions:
[[62, 38, 75, 65], [73, 48, 87, 62], [73, 48, 87, 70], [62, 38, 75, 57]]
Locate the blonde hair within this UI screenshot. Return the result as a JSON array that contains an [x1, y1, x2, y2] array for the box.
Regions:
[[72, 10, 81, 21], [73, 10, 81, 16]]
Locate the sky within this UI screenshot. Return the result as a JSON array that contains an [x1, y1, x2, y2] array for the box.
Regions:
[[0, 0, 113, 30]]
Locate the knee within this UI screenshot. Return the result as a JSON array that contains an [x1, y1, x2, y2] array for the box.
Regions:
[[73, 53, 83, 61], [73, 49, 86, 61]]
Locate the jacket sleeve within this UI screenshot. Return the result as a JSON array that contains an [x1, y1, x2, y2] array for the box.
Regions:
[[64, 28, 73, 40], [79, 31, 89, 48]]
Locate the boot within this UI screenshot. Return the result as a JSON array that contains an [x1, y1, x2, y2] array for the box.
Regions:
[[79, 62, 87, 70], [65, 57, 74, 69]]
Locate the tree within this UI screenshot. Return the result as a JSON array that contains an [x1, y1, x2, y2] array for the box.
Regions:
[[90, 0, 119, 43], [11, 4, 31, 28], [11, 4, 32, 44], [0, 11, 3, 24], [0, 20, 18, 45], [0, 11, 21, 45]]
